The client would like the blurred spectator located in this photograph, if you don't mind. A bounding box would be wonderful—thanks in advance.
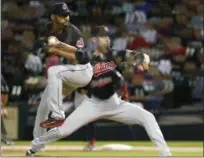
[112,31,128,51]
[122,0,134,13]
[76,0,89,16]
[127,32,152,50]
[25,53,43,74]
[128,68,174,111]
[139,22,157,44]
[134,0,154,14]
[157,59,172,75]
[1,74,15,145]
[29,1,46,18]
[22,30,36,48]
[184,0,201,16]
[112,0,123,15]
[124,0,156,32]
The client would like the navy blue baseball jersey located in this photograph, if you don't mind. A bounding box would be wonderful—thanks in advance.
[89,61,123,99]
[32,22,89,64]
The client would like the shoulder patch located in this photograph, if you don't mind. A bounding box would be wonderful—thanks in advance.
[76,38,85,48]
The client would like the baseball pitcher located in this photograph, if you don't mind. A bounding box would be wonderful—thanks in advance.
[26,26,171,157]
[32,2,93,140]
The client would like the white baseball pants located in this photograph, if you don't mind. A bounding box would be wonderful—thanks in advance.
[74,91,88,108]
[31,93,171,156]
[33,63,93,139]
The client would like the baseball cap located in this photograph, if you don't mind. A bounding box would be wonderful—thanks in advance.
[52,2,72,16]
[91,26,109,37]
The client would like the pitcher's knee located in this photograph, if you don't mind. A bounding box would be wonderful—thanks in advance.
[145,111,156,120]
[136,103,144,108]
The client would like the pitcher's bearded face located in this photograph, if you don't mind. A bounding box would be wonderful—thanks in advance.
[54,15,70,27]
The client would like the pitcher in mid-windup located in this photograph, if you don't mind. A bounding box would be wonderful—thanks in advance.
[31,2,92,140]
[27,26,171,157]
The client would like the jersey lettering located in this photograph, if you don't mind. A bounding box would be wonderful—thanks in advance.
[93,61,116,77]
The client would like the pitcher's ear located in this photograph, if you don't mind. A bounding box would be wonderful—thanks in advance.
[50,14,55,20]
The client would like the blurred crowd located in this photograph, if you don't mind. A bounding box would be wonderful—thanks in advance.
[1,0,204,113]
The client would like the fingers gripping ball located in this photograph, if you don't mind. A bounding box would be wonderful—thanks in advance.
[47,36,61,55]
[48,36,60,46]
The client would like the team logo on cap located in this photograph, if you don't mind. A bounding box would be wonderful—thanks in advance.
[104,26,108,32]
[62,3,68,10]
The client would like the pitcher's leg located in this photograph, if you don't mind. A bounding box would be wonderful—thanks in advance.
[47,64,92,120]
[30,99,101,152]
[33,86,50,139]
[1,116,7,135]
[47,66,65,119]
[107,101,171,156]
[41,64,92,129]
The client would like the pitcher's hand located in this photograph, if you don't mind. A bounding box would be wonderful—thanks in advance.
[47,36,60,47]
